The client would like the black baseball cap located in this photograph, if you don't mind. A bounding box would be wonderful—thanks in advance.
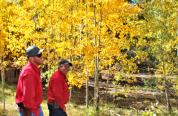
[26,46,45,57]
[59,59,72,66]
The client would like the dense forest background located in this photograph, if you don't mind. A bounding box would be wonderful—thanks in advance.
[0,0,178,115]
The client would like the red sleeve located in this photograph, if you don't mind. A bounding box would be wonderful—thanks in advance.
[52,75,65,109]
[22,73,40,116]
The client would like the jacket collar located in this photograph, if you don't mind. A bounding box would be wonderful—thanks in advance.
[58,69,66,79]
[28,61,40,73]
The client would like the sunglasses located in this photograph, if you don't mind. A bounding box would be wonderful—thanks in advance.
[34,53,42,58]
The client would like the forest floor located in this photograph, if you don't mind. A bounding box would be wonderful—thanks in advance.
[0,72,178,116]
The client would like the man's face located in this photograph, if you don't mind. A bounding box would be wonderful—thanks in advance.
[29,53,43,66]
[60,64,70,75]
[33,56,43,65]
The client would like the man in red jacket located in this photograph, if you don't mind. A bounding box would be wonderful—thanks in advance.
[15,46,45,116]
[47,59,72,116]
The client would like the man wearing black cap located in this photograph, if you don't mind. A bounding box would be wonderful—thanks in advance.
[15,46,45,116]
[47,59,72,116]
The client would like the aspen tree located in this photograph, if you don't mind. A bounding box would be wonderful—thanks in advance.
[85,3,89,108]
[92,0,100,111]
[0,1,10,112]
[0,37,5,112]
[134,0,178,115]
[69,3,74,101]
[1,56,5,112]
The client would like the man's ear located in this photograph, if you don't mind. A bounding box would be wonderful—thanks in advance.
[58,66,61,69]
[28,57,34,62]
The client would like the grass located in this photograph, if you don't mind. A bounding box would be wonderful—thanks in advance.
[1,81,178,116]
[0,81,139,116]
[0,81,115,116]
[0,82,19,116]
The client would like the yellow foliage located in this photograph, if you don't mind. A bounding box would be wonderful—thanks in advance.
[2,0,174,89]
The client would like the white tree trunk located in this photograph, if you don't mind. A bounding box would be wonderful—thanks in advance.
[1,56,5,112]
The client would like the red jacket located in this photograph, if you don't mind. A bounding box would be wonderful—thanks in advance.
[47,69,69,109]
[15,62,43,116]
